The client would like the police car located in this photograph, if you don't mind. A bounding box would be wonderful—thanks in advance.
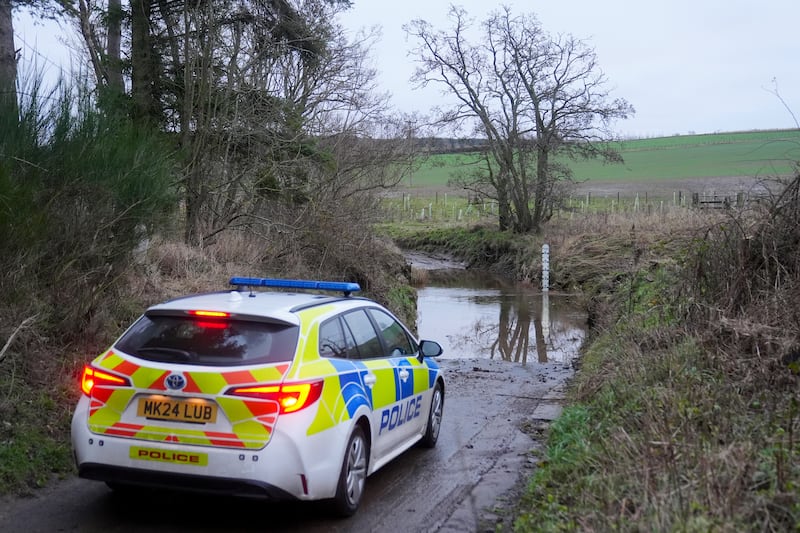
[71,277,444,516]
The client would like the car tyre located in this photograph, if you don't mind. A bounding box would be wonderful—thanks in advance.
[331,425,368,517]
[420,382,444,448]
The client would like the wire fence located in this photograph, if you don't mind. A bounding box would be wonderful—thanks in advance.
[380,190,760,225]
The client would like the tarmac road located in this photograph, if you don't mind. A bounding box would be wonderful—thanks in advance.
[0,357,572,533]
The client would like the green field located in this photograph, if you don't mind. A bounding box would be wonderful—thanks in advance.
[407,129,800,187]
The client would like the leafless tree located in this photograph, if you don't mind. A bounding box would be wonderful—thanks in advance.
[0,0,15,109]
[406,5,633,233]
[173,0,414,244]
[0,0,72,111]
[66,0,415,245]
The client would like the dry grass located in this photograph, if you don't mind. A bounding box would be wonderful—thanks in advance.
[545,205,717,237]
[0,192,417,496]
[517,175,800,532]
[126,233,267,304]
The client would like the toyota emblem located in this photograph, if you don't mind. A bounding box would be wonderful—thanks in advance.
[165,373,186,390]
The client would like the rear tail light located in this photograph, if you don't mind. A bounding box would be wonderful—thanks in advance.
[80,365,131,396]
[195,321,228,329]
[227,380,324,413]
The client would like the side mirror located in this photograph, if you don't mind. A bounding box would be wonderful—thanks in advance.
[418,340,443,359]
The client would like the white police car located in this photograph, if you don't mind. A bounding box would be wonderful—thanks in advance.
[71,277,444,516]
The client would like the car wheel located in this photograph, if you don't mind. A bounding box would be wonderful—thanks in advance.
[331,425,368,517]
[420,382,443,448]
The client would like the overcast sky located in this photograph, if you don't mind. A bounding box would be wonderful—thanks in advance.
[339,0,800,138]
[13,1,800,139]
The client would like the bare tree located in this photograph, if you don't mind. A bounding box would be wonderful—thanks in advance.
[1,1,74,115]
[64,0,413,245]
[169,0,412,244]
[0,0,15,109]
[406,5,633,233]
[1,0,62,111]
[74,0,124,96]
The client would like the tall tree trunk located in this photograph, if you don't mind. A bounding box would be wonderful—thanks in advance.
[77,0,107,87]
[513,151,533,233]
[496,170,512,232]
[0,0,17,113]
[531,146,548,234]
[130,0,157,122]
[106,0,123,92]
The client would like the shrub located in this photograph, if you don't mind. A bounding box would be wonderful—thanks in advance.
[0,76,176,337]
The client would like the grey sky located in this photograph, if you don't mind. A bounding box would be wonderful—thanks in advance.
[339,0,800,138]
[12,1,799,139]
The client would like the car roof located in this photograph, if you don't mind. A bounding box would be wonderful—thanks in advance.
[147,290,367,326]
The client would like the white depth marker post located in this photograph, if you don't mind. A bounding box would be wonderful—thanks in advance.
[542,243,551,343]
[541,243,550,292]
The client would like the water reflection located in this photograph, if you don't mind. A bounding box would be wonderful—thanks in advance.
[416,279,586,365]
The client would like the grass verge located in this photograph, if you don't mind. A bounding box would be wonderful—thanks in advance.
[513,179,800,531]
[387,179,800,531]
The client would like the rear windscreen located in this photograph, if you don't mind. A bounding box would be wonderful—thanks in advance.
[115,315,299,366]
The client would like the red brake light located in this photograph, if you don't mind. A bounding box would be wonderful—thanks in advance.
[195,321,228,329]
[188,310,230,318]
[228,381,324,413]
[80,365,131,396]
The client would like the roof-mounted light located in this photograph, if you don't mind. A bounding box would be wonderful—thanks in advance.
[229,277,361,296]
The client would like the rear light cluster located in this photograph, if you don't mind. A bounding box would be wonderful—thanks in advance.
[227,380,324,413]
[80,366,131,396]
[78,363,323,414]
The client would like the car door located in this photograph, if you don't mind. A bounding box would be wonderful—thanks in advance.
[366,308,432,444]
[338,309,399,456]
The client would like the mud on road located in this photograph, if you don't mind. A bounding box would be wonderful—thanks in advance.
[0,358,573,533]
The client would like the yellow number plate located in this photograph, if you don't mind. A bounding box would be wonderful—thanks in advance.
[130,446,208,466]
[137,396,218,423]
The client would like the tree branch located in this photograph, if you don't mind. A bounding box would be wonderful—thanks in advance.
[0,315,39,364]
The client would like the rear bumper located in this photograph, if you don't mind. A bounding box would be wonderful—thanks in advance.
[71,396,348,501]
[78,463,295,500]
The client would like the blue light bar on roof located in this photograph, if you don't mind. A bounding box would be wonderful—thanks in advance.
[229,277,361,294]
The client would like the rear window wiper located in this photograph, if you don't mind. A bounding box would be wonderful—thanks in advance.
[136,347,195,362]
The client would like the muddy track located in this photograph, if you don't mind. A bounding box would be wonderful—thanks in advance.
[0,358,572,533]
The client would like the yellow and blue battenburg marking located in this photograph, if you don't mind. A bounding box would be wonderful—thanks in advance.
[331,359,374,416]
[86,349,289,449]
[305,355,440,436]
[84,292,441,447]
[394,359,414,399]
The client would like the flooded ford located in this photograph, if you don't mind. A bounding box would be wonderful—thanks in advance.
[418,279,586,365]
